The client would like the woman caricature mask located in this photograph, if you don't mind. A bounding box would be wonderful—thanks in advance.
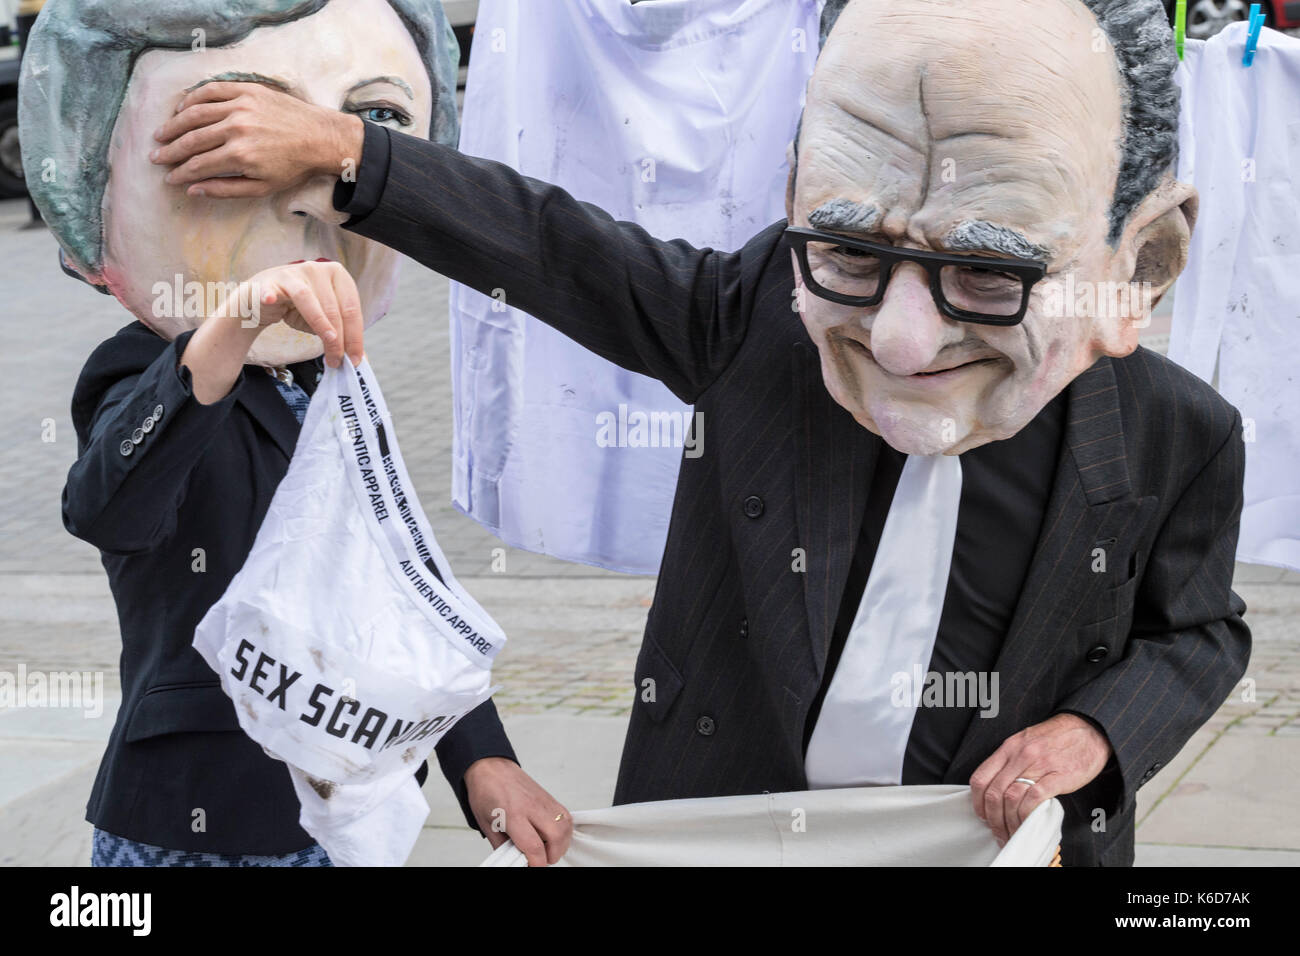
[27,0,440,366]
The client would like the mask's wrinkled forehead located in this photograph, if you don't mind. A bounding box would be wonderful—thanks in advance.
[797,0,1125,262]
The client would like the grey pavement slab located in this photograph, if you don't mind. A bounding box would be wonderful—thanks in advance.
[1136,844,1300,866]
[1135,736,1300,851]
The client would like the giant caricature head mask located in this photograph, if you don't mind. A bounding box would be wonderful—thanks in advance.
[788,0,1197,455]
[20,0,459,365]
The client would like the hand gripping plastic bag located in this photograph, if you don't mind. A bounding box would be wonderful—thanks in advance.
[194,357,505,866]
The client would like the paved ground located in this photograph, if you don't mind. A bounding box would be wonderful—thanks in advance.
[0,194,1296,867]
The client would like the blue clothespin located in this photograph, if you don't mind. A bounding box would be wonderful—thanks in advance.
[1243,3,1265,67]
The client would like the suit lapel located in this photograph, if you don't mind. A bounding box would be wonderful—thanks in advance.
[948,357,1154,775]
[237,365,303,462]
[792,343,878,679]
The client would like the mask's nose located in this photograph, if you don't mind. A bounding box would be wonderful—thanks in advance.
[865,262,960,377]
[276,175,351,226]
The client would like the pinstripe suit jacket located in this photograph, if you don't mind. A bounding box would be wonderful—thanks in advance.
[343,126,1251,866]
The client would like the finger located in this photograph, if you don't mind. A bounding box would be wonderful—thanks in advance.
[184,177,272,200]
[328,263,365,367]
[998,778,1038,843]
[151,123,230,168]
[987,760,1039,845]
[174,81,254,114]
[509,824,548,868]
[532,809,573,865]
[276,278,341,366]
[166,142,258,188]
[483,828,508,850]
[155,100,239,146]
[303,264,344,360]
[969,745,1011,822]
[1011,770,1060,833]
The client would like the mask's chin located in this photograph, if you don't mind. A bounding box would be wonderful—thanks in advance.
[246,324,327,366]
[859,400,971,456]
[131,305,329,366]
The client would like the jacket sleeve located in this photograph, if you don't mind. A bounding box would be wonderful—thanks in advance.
[1057,409,1251,812]
[338,124,772,405]
[432,699,519,835]
[63,329,248,554]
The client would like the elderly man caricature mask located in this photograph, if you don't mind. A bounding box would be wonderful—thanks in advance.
[789,0,1197,455]
[20,0,459,366]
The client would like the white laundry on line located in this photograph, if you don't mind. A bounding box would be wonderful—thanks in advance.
[449,0,823,574]
[1171,24,1300,571]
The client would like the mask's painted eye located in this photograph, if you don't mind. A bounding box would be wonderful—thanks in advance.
[353,105,412,127]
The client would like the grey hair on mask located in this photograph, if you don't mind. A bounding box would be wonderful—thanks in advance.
[19,0,460,276]
[805,0,1180,247]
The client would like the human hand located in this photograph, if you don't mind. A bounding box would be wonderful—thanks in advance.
[464,757,573,866]
[242,259,364,369]
[150,81,364,199]
[969,712,1112,846]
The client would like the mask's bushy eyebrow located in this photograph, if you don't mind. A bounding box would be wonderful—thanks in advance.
[808,199,881,234]
[945,220,1052,261]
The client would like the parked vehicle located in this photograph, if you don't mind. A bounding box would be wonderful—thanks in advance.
[0,50,22,199]
[444,0,478,79]
[1170,0,1300,39]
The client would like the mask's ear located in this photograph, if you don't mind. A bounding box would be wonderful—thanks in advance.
[1093,175,1197,357]
[58,248,111,295]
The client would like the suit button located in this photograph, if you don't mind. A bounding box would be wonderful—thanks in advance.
[1086,644,1109,663]
[695,716,716,736]
[131,427,144,445]
[119,439,134,457]
[141,416,155,433]
[739,617,748,639]
[153,403,164,420]
[742,496,764,518]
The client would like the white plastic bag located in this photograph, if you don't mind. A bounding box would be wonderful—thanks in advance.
[195,357,505,866]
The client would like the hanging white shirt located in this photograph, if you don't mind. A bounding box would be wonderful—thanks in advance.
[449,0,823,573]
[1170,24,1300,570]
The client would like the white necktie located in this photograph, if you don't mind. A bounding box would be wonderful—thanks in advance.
[804,453,964,788]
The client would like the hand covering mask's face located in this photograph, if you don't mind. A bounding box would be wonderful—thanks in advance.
[790,0,1195,455]
[99,0,432,365]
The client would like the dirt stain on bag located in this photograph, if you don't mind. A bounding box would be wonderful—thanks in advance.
[307,776,336,800]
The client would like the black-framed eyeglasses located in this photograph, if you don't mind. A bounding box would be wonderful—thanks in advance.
[785,226,1048,327]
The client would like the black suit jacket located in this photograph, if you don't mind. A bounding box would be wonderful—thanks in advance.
[340,126,1251,866]
[64,321,515,855]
